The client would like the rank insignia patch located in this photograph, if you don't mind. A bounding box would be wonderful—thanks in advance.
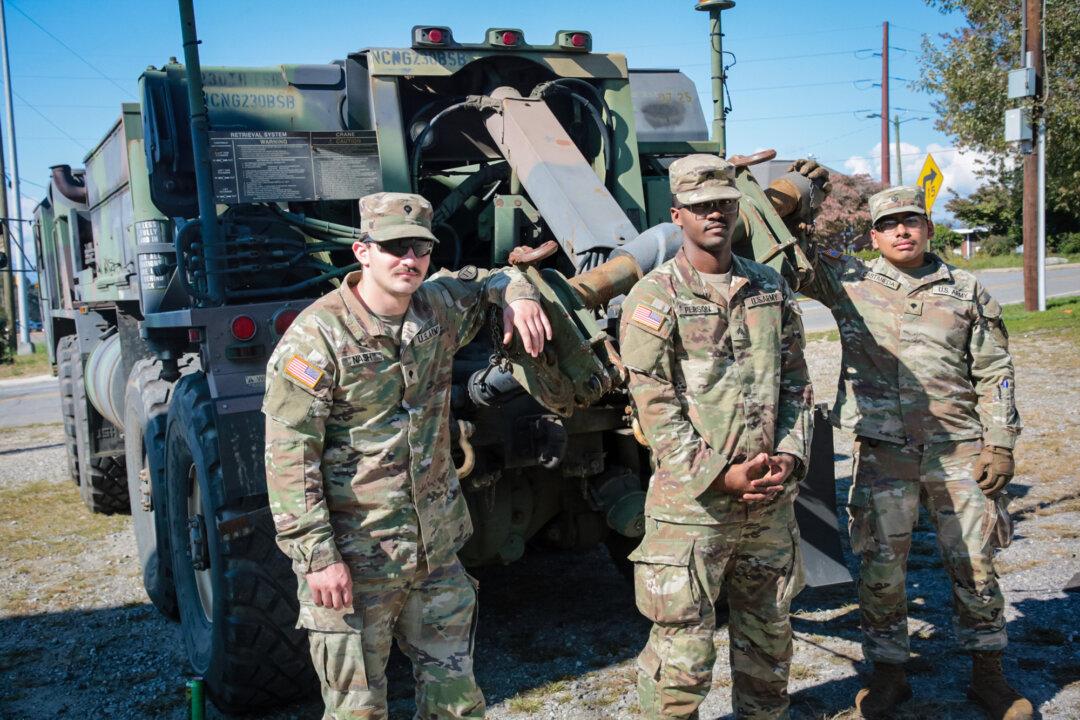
[285,355,324,389]
[631,304,666,332]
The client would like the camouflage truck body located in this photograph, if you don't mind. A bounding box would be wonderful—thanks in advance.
[32,12,844,712]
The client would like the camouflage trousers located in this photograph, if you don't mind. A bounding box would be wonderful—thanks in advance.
[300,557,484,720]
[847,437,1007,664]
[631,499,804,720]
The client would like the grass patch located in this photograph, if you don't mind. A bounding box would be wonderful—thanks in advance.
[0,479,127,561]
[0,343,51,380]
[1002,295,1080,338]
[507,678,571,715]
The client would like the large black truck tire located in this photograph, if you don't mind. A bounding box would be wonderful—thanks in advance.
[71,338,129,514]
[164,372,315,711]
[124,357,194,621]
[57,335,81,486]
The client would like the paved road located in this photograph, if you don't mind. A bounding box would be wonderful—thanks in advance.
[0,375,61,429]
[801,263,1080,334]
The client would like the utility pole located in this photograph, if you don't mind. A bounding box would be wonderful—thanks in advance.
[891,113,929,186]
[0,0,30,352]
[0,115,13,357]
[880,21,890,186]
[894,114,903,185]
[1021,0,1043,311]
[695,0,736,156]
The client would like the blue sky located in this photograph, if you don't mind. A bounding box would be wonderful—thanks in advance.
[4,0,990,232]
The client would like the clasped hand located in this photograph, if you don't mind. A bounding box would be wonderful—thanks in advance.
[719,452,797,503]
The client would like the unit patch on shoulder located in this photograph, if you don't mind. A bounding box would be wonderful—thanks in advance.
[865,272,902,291]
[631,303,666,332]
[458,265,478,281]
[746,291,783,307]
[676,301,720,316]
[931,284,974,301]
[415,323,442,344]
[343,350,384,367]
[284,354,325,390]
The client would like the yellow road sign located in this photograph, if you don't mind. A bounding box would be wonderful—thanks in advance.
[917,154,944,214]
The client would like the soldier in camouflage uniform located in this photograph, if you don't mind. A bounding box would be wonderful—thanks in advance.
[263,192,551,720]
[801,185,1031,720]
[620,154,814,720]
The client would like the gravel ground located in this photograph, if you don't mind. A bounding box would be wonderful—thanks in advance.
[1,331,1078,719]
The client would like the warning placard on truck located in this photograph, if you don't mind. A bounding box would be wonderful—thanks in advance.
[210,130,381,204]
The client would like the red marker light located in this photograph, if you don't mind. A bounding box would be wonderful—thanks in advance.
[231,315,257,342]
[571,32,587,48]
[273,309,300,336]
[427,28,444,44]
[501,31,517,46]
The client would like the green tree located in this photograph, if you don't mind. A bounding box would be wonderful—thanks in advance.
[918,0,1080,229]
[943,176,1020,239]
[931,224,963,255]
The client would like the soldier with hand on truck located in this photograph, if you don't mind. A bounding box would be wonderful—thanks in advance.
[263,191,551,720]
[798,183,1031,720]
[620,154,814,719]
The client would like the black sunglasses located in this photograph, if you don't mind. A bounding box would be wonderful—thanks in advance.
[367,238,434,258]
[874,214,925,232]
[678,198,740,217]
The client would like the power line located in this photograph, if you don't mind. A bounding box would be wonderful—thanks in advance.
[730,108,874,122]
[620,24,882,50]
[15,102,118,108]
[729,78,877,93]
[14,74,133,82]
[12,91,89,151]
[17,176,46,190]
[7,1,134,98]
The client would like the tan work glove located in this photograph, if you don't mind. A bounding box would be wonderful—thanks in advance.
[787,158,833,198]
[973,445,1014,497]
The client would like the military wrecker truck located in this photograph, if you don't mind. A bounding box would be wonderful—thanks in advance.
[33,0,845,710]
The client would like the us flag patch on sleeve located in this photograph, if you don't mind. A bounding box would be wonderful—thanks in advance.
[285,354,324,389]
[631,304,666,332]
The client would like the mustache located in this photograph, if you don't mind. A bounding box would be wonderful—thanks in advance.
[704,221,726,232]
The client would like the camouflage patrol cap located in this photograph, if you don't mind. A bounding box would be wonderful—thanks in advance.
[868,185,927,224]
[358,192,438,242]
[669,154,742,205]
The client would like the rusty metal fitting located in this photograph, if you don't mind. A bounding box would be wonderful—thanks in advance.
[567,254,642,309]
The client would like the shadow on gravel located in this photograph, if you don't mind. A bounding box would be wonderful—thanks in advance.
[397,543,648,712]
[1009,594,1080,712]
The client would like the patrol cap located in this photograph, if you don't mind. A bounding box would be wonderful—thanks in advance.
[668,154,742,205]
[358,192,438,243]
[868,185,927,224]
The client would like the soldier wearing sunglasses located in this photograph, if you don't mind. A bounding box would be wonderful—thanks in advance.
[801,185,1029,719]
[263,191,551,719]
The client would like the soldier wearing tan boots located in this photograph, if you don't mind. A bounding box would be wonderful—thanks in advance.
[801,184,1031,720]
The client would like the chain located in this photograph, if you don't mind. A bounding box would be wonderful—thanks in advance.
[488,305,512,372]
[804,178,817,240]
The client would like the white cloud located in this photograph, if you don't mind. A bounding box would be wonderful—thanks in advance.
[842,142,1000,224]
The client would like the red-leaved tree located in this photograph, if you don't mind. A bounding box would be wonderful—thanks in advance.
[814,173,885,249]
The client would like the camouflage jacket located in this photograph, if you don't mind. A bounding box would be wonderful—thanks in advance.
[619,249,814,524]
[263,267,539,579]
[804,250,1021,448]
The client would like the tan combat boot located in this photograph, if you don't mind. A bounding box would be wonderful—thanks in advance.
[855,662,912,719]
[968,651,1033,720]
